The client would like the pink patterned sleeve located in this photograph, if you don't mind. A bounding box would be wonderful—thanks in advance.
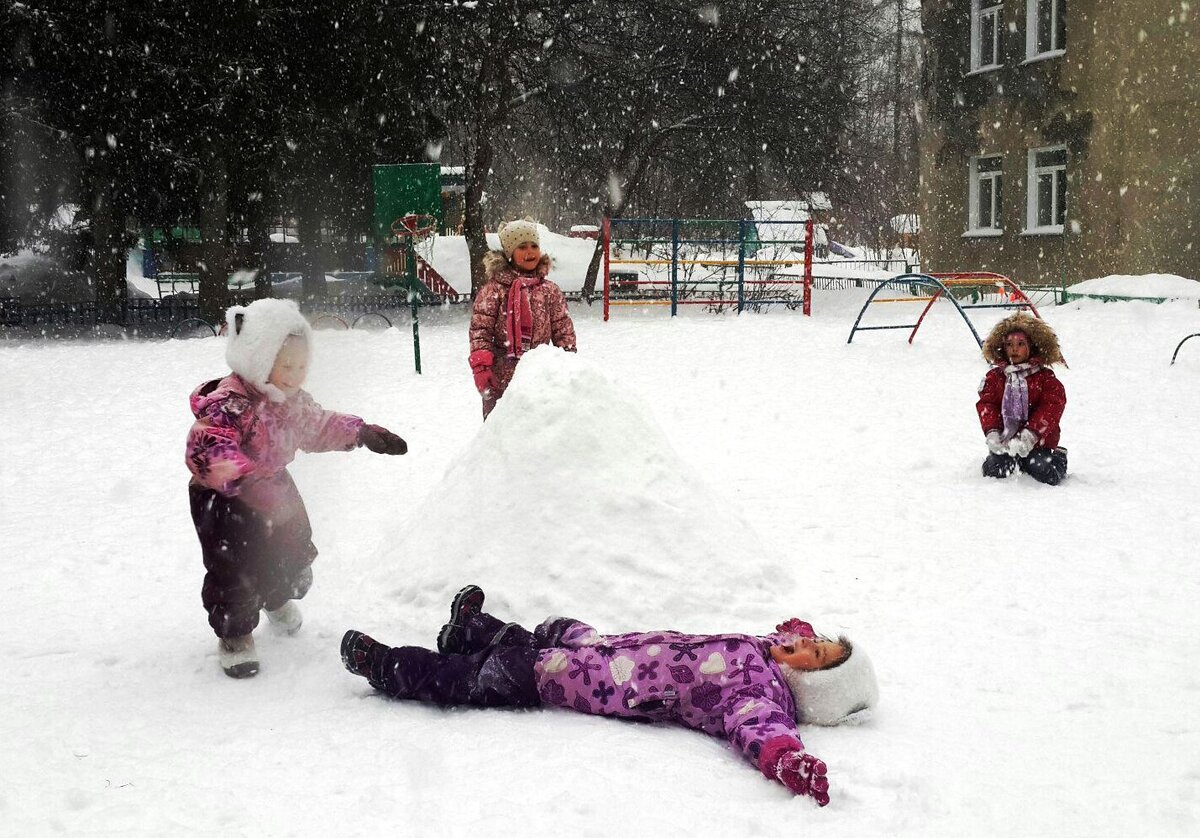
[293,392,364,453]
[186,402,257,495]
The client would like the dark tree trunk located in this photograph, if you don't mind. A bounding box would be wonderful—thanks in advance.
[197,148,230,324]
[297,194,326,301]
[87,154,128,323]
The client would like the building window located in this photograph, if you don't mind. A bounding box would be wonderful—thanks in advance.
[968,155,1004,233]
[1026,0,1065,59]
[1026,146,1067,233]
[971,1,1004,71]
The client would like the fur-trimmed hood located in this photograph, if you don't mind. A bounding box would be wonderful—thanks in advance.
[224,298,312,402]
[982,312,1064,366]
[482,250,552,285]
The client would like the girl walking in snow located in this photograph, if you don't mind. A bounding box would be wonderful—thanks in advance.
[340,585,878,807]
[186,298,408,678]
[976,312,1068,485]
[468,219,576,419]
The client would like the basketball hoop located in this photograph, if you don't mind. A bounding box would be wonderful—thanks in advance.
[385,213,439,280]
[390,213,438,241]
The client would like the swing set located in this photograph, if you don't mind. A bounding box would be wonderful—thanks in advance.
[846,272,1042,347]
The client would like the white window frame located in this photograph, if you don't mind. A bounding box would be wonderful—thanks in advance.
[1025,0,1065,61]
[966,154,1004,236]
[1024,145,1067,235]
[971,1,1005,72]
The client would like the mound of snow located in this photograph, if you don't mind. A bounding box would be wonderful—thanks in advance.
[427,226,598,294]
[363,346,792,631]
[1070,273,1200,299]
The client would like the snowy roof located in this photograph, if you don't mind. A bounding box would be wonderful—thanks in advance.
[745,195,832,222]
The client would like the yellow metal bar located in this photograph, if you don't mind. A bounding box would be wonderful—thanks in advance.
[610,258,807,267]
[874,296,937,303]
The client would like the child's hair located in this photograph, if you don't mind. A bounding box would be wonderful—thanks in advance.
[819,636,853,671]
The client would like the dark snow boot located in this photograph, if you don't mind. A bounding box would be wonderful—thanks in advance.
[341,630,390,689]
[1019,447,1068,485]
[219,634,259,679]
[437,585,487,654]
[982,452,1017,478]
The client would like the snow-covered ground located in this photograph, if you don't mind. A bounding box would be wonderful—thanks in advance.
[2,289,1199,835]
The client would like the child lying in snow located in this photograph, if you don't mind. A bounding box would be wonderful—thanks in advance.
[340,585,878,806]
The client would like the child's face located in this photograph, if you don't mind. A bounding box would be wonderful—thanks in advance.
[770,637,847,672]
[268,336,309,397]
[511,241,541,271]
[1004,332,1031,364]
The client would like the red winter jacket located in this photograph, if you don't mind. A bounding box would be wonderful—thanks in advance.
[976,364,1066,449]
[468,251,577,399]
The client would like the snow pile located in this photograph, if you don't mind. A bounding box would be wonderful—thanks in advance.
[1070,273,1200,299]
[427,226,598,294]
[360,345,791,631]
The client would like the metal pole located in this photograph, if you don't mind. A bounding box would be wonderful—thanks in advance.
[602,216,611,322]
[670,219,680,317]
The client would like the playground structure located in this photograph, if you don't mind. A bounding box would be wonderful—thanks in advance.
[601,216,915,321]
[1171,333,1200,365]
[846,272,1042,348]
[602,216,817,320]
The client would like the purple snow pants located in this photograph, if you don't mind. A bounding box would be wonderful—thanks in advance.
[372,613,575,707]
[189,481,317,638]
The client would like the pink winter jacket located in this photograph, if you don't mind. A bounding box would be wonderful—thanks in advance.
[186,374,364,518]
[468,251,576,398]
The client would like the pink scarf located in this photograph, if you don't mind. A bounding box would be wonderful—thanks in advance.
[505,275,541,359]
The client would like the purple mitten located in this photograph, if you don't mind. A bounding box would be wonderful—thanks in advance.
[775,750,831,807]
[359,424,408,455]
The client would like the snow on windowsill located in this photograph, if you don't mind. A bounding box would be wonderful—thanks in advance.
[962,228,1004,238]
[1021,49,1066,66]
[966,64,1003,77]
[1020,226,1065,236]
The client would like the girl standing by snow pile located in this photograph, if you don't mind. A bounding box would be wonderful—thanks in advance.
[976,312,1068,485]
[468,219,576,419]
[186,298,408,678]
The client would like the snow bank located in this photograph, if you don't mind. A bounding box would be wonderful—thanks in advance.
[428,226,598,293]
[361,346,790,631]
[1070,273,1200,299]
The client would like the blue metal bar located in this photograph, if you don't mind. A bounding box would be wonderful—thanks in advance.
[847,272,984,348]
[1171,333,1200,365]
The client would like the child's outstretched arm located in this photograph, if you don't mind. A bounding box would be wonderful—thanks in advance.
[292,392,366,453]
[724,694,831,806]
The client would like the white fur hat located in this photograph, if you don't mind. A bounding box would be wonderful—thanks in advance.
[224,298,312,403]
[498,218,540,258]
[783,642,879,726]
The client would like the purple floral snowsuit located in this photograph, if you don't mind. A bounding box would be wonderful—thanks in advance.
[371,613,814,783]
[533,619,809,779]
[185,374,363,638]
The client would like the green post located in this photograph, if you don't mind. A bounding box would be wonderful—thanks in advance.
[409,288,422,374]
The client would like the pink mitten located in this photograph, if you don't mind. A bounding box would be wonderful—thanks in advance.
[468,349,495,395]
[775,750,830,807]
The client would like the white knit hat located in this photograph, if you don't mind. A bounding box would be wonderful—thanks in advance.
[498,218,540,258]
[783,642,879,726]
[224,298,312,403]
